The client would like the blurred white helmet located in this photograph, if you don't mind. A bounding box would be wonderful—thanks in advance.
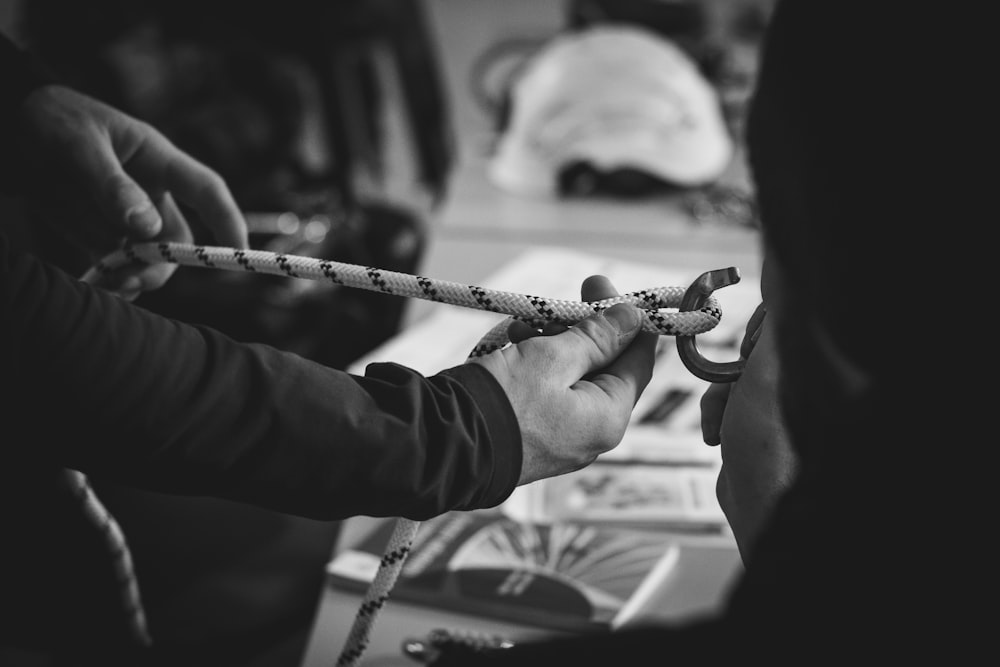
[488,25,733,197]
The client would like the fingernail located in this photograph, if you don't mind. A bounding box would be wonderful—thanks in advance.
[127,201,161,237]
[603,303,641,336]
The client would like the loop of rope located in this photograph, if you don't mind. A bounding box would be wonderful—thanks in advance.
[75,241,725,665]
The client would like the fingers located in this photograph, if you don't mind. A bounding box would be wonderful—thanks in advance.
[697,301,764,440]
[474,275,659,485]
[68,131,164,241]
[93,193,188,298]
[508,319,567,343]
[61,90,246,252]
[579,274,658,405]
[100,106,248,249]
[700,301,765,444]
[155,141,249,249]
[576,274,632,360]
[30,87,162,241]
[506,272,657,399]
[507,274,656,402]
[131,192,187,291]
[740,302,767,360]
[586,323,658,410]
[555,302,644,377]
[507,320,538,343]
[580,274,618,301]
[702,302,765,447]
[507,273,656,412]
[510,274,636,344]
[700,382,730,445]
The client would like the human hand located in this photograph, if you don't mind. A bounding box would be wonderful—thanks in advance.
[700,266,798,558]
[15,85,248,299]
[472,276,658,486]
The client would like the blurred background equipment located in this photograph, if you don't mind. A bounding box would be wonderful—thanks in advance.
[466,0,771,227]
[486,23,733,198]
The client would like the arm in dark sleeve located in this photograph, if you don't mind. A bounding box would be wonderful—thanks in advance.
[0,31,57,194]
[0,233,522,520]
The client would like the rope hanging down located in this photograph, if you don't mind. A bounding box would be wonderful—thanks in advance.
[78,241,727,666]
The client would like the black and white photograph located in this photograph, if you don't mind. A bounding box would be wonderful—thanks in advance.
[1,1,981,665]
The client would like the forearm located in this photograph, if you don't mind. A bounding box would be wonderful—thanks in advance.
[1,234,521,519]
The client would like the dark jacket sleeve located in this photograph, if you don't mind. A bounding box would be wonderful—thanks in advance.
[0,31,57,194]
[0,231,522,520]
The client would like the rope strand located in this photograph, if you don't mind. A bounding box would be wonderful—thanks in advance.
[62,469,151,647]
[82,243,723,351]
[76,241,725,664]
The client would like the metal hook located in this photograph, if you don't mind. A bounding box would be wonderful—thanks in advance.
[676,267,745,383]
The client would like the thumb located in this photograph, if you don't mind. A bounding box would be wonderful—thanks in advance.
[601,302,644,344]
[71,137,163,240]
[560,302,644,378]
[106,172,162,240]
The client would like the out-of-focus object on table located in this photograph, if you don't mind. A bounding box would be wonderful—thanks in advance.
[486,24,733,198]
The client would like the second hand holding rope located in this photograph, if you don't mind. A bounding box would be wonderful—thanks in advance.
[80,241,730,666]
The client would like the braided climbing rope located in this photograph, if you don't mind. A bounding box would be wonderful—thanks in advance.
[77,241,724,665]
[62,468,151,646]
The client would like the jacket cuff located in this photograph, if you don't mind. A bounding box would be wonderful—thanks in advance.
[441,363,522,507]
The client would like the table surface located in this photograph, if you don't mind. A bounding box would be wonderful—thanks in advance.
[300,154,761,667]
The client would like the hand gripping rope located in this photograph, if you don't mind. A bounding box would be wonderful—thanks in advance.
[77,242,743,664]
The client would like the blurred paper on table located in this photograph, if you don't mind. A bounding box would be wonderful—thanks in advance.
[326,510,682,632]
[515,462,726,533]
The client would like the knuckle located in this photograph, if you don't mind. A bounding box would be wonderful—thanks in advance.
[102,172,135,200]
[572,315,615,351]
[199,169,226,193]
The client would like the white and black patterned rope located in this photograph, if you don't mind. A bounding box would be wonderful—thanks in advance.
[83,243,723,350]
[334,519,419,667]
[77,241,725,665]
[62,469,151,647]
